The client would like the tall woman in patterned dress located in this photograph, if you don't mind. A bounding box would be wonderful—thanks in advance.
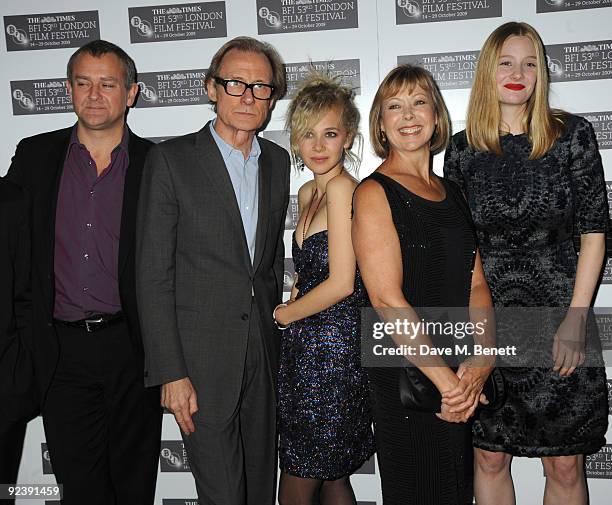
[273,73,374,505]
[444,22,609,505]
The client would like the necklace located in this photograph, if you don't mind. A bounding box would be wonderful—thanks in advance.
[302,189,325,244]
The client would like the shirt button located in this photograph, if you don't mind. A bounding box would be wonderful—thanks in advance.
[89,190,94,196]
[241,313,249,321]
[83,286,88,292]
[86,223,92,228]
[83,253,89,260]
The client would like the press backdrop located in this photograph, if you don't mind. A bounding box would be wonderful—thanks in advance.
[1,1,611,503]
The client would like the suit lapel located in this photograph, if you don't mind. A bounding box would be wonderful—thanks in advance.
[195,123,252,272]
[253,142,271,273]
[38,129,71,313]
[118,131,144,279]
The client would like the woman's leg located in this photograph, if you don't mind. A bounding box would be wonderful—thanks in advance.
[278,471,323,505]
[474,448,514,505]
[541,455,586,505]
[320,476,357,505]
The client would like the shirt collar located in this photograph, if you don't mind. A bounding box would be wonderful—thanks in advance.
[68,123,130,155]
[210,119,261,160]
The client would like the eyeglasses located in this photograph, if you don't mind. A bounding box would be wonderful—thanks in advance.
[213,77,275,100]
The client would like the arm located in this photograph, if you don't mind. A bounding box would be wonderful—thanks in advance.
[13,188,32,348]
[274,154,291,302]
[288,274,299,302]
[443,250,495,414]
[275,176,358,324]
[6,140,26,187]
[553,117,608,376]
[352,179,470,422]
[135,146,196,434]
[5,141,32,348]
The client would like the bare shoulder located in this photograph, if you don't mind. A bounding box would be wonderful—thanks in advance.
[297,179,315,207]
[352,176,386,207]
[325,172,358,199]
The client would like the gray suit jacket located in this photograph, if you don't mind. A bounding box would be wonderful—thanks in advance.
[136,122,290,423]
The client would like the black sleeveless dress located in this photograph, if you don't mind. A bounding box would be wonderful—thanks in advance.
[364,172,476,505]
[444,115,608,456]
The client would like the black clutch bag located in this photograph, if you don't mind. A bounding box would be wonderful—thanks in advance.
[399,366,505,413]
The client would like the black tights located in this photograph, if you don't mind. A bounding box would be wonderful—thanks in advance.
[278,471,357,505]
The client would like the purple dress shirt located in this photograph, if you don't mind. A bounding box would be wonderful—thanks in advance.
[53,125,129,321]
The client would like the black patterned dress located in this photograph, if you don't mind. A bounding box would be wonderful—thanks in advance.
[277,230,375,479]
[444,114,609,456]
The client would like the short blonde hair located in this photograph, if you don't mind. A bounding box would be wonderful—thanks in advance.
[369,64,450,158]
[285,69,361,172]
[466,21,565,159]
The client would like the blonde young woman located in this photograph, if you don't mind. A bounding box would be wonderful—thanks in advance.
[352,64,493,504]
[444,22,608,505]
[273,73,374,505]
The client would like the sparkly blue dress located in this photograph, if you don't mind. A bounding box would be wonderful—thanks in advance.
[277,230,375,479]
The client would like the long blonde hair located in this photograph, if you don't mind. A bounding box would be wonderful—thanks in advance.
[466,21,565,159]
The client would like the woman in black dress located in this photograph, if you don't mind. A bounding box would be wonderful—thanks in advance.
[444,22,608,505]
[352,64,493,504]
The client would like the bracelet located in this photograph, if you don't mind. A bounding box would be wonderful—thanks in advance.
[273,303,289,330]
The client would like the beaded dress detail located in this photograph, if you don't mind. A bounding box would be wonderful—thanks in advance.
[277,230,375,479]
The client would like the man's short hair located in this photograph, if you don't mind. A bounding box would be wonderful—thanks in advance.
[67,40,137,90]
[205,36,286,105]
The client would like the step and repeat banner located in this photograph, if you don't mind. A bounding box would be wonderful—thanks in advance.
[1,1,611,504]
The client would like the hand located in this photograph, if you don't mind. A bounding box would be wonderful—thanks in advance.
[161,377,198,435]
[442,360,492,415]
[273,303,290,328]
[553,311,586,377]
[436,400,472,423]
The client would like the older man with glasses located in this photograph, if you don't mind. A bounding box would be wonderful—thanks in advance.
[136,36,289,505]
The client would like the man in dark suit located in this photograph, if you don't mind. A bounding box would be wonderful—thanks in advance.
[0,178,36,505]
[136,37,289,504]
[6,40,162,505]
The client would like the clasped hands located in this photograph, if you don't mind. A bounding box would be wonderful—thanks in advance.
[437,358,493,424]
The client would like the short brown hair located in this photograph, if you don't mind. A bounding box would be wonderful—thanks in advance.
[285,69,361,172]
[67,39,136,90]
[205,36,286,107]
[369,64,450,158]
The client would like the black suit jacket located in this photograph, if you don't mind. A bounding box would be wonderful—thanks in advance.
[6,126,153,404]
[0,178,37,421]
